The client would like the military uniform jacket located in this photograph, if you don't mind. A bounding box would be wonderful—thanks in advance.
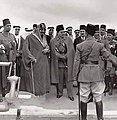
[100,36,112,69]
[73,36,117,82]
[0,32,16,62]
[50,36,75,83]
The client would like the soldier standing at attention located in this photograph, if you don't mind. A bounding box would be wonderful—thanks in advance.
[0,19,16,97]
[73,24,117,120]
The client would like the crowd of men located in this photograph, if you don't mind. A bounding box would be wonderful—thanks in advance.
[1,18,117,120]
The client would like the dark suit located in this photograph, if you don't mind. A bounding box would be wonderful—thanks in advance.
[46,35,51,45]
[15,36,25,77]
[74,36,85,51]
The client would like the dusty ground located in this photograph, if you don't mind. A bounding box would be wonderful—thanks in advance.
[0,85,117,120]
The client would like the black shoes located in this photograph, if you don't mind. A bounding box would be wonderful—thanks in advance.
[68,96,74,101]
[56,94,63,98]
[57,95,74,101]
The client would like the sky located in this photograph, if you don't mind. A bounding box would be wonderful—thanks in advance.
[1,0,117,34]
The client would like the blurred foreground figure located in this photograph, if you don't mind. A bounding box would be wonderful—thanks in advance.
[22,23,50,96]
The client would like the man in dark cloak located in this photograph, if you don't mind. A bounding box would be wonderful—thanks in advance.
[50,24,75,101]
[22,24,50,96]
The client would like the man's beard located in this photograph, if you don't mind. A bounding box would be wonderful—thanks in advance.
[6,29,10,32]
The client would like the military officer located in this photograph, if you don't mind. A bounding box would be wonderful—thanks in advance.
[66,26,73,39]
[107,29,116,95]
[50,24,75,101]
[73,25,86,51]
[99,24,112,93]
[94,25,100,41]
[73,24,117,120]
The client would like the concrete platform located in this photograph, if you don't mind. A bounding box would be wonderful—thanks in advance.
[0,86,117,120]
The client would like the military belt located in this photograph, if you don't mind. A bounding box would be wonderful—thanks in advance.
[81,60,98,65]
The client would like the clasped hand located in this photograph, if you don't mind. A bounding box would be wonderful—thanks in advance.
[42,48,50,54]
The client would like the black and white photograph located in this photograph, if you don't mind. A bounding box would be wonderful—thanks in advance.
[0,0,117,120]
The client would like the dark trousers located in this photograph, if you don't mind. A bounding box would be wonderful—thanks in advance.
[57,67,73,97]
[16,57,22,77]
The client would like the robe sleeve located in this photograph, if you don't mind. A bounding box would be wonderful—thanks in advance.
[101,44,117,67]
[73,45,81,81]
[22,36,36,70]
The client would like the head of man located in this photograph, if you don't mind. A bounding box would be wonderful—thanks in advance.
[33,24,37,32]
[56,24,64,38]
[38,23,46,35]
[79,25,86,37]
[100,24,106,36]
[66,26,73,36]
[94,25,100,39]
[48,27,54,36]
[107,29,115,42]
[13,25,21,36]
[86,24,96,37]
[3,19,11,32]
[74,29,80,38]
